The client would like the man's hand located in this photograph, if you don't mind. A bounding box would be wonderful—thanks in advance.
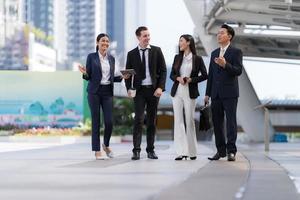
[214,57,226,68]
[204,95,210,106]
[127,91,131,98]
[127,90,134,98]
[154,88,163,97]
[122,74,131,80]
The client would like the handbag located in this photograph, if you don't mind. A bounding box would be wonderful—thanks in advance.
[199,105,212,131]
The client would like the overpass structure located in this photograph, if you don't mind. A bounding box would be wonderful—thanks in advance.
[183,0,300,142]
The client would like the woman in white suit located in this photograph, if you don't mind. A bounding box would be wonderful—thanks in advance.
[170,34,208,160]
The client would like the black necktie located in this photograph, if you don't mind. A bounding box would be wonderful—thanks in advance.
[141,49,147,80]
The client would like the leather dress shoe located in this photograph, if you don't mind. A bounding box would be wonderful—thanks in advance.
[227,153,236,161]
[147,152,158,159]
[208,152,226,161]
[131,152,140,160]
[190,156,197,160]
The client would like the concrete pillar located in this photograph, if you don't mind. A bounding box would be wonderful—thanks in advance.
[238,67,274,142]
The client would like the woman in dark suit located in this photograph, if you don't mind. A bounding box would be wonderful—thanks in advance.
[170,34,208,161]
[78,33,129,160]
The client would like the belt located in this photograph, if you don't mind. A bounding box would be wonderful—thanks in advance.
[99,84,111,88]
[141,85,153,88]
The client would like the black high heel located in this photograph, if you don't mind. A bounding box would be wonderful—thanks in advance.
[175,156,188,161]
[190,156,197,160]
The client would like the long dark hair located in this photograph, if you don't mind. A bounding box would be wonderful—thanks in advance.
[96,33,109,52]
[173,34,196,70]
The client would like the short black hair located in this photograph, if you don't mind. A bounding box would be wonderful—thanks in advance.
[221,24,235,41]
[135,26,148,37]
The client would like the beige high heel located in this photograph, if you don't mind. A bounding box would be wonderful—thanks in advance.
[95,151,108,160]
[102,144,114,158]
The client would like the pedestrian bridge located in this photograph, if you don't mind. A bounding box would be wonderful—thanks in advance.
[181,0,300,141]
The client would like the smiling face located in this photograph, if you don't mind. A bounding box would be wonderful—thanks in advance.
[137,30,150,48]
[217,28,232,46]
[179,37,190,52]
[97,36,110,54]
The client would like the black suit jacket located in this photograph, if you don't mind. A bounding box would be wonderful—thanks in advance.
[83,52,122,94]
[170,54,208,99]
[205,45,243,99]
[125,45,167,91]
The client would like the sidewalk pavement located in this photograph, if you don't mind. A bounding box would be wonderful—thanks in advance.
[0,136,299,200]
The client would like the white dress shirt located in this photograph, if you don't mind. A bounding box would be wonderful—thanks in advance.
[219,42,230,57]
[98,51,111,85]
[180,52,193,78]
[177,52,193,94]
[138,45,152,85]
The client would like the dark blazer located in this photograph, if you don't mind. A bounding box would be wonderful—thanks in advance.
[170,54,208,99]
[205,45,243,99]
[125,45,167,91]
[83,52,122,94]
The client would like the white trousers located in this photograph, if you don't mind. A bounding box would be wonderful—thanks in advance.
[172,85,197,157]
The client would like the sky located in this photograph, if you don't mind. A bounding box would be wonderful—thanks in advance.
[145,0,194,66]
[145,0,300,100]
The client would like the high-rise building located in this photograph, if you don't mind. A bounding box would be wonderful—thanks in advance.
[0,0,107,70]
[0,0,27,70]
[124,0,146,52]
[106,0,125,64]
[53,0,68,70]
[67,0,106,66]
[0,0,23,47]
[23,0,53,37]
[0,0,57,71]
[23,0,54,45]
[106,0,146,67]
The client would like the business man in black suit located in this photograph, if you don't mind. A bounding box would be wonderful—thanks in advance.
[204,24,243,162]
[125,26,167,160]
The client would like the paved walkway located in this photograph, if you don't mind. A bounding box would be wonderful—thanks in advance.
[0,137,299,200]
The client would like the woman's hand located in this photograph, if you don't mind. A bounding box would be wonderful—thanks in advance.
[186,77,192,83]
[78,63,86,74]
[176,77,185,85]
[204,96,210,106]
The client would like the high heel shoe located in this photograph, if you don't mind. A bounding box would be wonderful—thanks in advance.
[190,156,197,160]
[102,144,114,158]
[95,151,108,160]
[175,156,188,161]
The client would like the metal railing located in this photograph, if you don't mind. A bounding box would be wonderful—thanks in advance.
[254,100,272,152]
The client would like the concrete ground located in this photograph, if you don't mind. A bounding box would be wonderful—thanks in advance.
[0,136,299,200]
